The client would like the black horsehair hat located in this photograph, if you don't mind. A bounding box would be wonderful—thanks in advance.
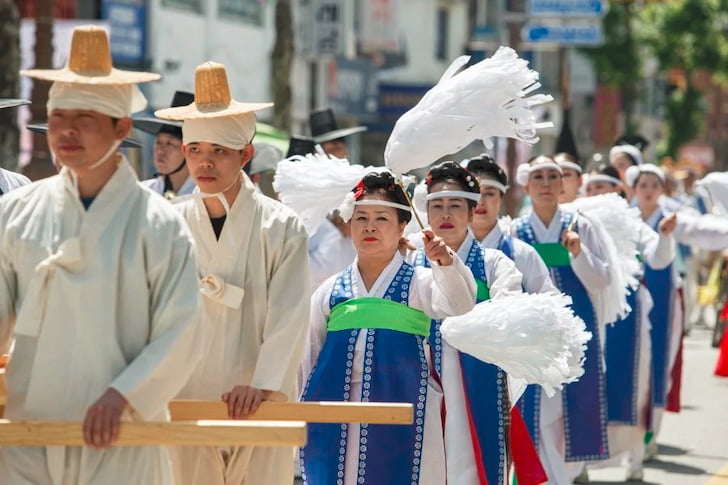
[286,135,316,158]
[26,123,142,149]
[0,99,30,109]
[132,91,194,136]
[309,108,366,144]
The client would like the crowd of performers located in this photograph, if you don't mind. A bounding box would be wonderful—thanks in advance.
[1,26,728,485]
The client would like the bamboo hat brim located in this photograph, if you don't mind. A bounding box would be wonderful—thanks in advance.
[155,62,272,121]
[20,26,159,85]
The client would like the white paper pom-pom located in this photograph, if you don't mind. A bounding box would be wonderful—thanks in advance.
[440,292,591,397]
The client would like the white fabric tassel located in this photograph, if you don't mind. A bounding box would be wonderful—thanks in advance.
[569,193,643,324]
[384,46,553,175]
[273,153,377,235]
[440,293,591,397]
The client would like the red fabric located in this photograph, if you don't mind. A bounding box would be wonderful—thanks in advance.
[720,300,728,322]
[666,288,684,412]
[510,407,548,485]
[715,318,728,377]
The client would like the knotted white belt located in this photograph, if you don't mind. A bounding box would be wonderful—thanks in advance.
[199,274,244,309]
[14,238,83,337]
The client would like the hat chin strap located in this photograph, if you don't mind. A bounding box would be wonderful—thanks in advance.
[55,138,123,194]
[172,170,242,215]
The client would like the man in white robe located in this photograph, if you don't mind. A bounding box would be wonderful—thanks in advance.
[0,26,202,484]
[156,61,311,485]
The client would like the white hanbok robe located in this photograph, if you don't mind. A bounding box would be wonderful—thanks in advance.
[0,167,30,194]
[479,221,557,294]
[0,159,202,485]
[512,208,612,485]
[141,174,196,196]
[172,173,311,485]
[308,218,356,289]
[301,252,477,485]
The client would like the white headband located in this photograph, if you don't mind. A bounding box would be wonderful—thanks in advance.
[426,190,482,203]
[609,144,644,166]
[338,193,412,222]
[183,112,256,150]
[587,174,622,186]
[516,161,562,186]
[478,179,508,194]
[624,163,664,188]
[557,160,582,173]
[47,82,147,118]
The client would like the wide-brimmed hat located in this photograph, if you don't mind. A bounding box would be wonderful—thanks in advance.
[132,91,193,136]
[310,108,366,144]
[286,136,316,158]
[21,26,159,85]
[155,62,272,120]
[0,99,30,109]
[26,123,143,148]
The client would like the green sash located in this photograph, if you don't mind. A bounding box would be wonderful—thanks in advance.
[533,242,571,267]
[476,278,490,301]
[327,297,430,337]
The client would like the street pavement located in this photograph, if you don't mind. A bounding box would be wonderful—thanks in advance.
[589,327,728,485]
[295,327,728,485]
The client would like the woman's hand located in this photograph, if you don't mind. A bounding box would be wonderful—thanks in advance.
[659,213,677,236]
[423,228,453,266]
[561,230,581,257]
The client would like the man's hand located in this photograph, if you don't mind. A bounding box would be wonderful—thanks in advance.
[561,230,581,257]
[83,388,128,449]
[423,228,453,266]
[222,386,272,419]
[659,213,678,236]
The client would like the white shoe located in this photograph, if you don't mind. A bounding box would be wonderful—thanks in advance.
[626,469,644,482]
[644,439,658,461]
[573,469,590,483]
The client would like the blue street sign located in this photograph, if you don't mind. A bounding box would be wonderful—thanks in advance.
[528,0,607,18]
[101,0,147,66]
[522,21,604,46]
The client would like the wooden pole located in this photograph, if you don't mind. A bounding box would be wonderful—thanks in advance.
[169,400,414,425]
[0,419,307,447]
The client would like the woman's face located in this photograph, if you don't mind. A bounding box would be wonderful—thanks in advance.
[350,194,406,258]
[525,167,563,208]
[610,153,636,179]
[586,179,618,197]
[633,173,664,208]
[559,168,582,202]
[426,181,473,247]
[473,178,502,230]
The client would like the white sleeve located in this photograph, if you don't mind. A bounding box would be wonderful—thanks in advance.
[298,278,333,396]
[485,249,524,298]
[673,212,728,250]
[0,205,16,354]
[570,217,611,290]
[639,223,675,270]
[413,251,477,319]
[513,242,558,294]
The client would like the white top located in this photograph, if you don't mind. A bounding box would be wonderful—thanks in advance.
[308,218,356,290]
[480,221,557,294]
[141,175,196,196]
[0,167,30,194]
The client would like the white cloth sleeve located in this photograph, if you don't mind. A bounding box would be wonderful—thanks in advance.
[569,217,611,290]
[514,242,559,294]
[639,223,675,270]
[673,213,728,251]
[413,251,477,319]
[298,278,333,396]
[485,248,524,298]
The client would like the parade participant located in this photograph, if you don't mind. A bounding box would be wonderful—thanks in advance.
[467,154,556,294]
[584,162,676,480]
[133,91,196,198]
[412,161,525,485]
[247,142,283,197]
[0,99,31,194]
[156,61,310,485]
[512,156,612,485]
[309,107,366,159]
[554,152,583,204]
[1,26,201,483]
[299,171,476,485]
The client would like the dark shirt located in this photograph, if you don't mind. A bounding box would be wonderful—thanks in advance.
[80,196,95,210]
[210,215,226,240]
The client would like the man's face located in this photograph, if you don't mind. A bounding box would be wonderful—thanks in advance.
[184,141,253,194]
[321,139,348,159]
[47,109,129,170]
[153,133,185,175]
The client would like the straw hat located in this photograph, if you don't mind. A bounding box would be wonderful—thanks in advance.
[26,123,143,148]
[0,99,30,109]
[155,62,272,120]
[21,26,159,84]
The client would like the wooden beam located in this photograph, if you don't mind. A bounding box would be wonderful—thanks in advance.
[0,419,306,447]
[169,400,414,425]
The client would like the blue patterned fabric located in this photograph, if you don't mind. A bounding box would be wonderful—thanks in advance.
[300,262,429,485]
